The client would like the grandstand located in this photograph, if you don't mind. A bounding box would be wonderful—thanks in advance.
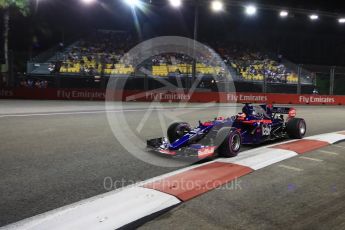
[25,30,314,92]
[229,54,299,83]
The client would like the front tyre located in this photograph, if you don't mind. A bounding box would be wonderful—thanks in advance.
[217,128,242,158]
[167,122,192,143]
[286,118,307,139]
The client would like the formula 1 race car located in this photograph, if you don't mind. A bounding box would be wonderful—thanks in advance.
[147,104,306,160]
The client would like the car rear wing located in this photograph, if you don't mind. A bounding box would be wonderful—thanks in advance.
[272,106,296,118]
[271,107,292,114]
[258,104,296,117]
[259,104,292,114]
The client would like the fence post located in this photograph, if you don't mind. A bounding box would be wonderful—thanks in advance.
[312,72,317,86]
[144,74,148,91]
[297,65,302,94]
[9,50,14,87]
[262,73,267,93]
[329,66,335,95]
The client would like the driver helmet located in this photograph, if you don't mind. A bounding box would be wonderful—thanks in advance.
[242,105,256,116]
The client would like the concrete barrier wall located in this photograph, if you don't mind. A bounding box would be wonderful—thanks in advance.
[0,88,344,105]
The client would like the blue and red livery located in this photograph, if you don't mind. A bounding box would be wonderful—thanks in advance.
[147,104,307,160]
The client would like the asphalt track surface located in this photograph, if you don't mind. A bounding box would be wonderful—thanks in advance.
[140,143,345,230]
[0,100,345,227]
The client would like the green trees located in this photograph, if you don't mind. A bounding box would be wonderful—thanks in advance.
[0,0,29,81]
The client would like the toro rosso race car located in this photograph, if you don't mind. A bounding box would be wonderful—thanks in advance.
[147,104,307,160]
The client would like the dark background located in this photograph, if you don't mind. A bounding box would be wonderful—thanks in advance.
[1,0,345,70]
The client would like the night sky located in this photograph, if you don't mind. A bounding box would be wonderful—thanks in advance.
[2,0,345,65]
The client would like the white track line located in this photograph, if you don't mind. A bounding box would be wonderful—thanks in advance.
[0,110,113,118]
[332,145,345,150]
[299,156,324,162]
[278,164,304,172]
[305,133,345,144]
[317,150,339,156]
[217,148,298,170]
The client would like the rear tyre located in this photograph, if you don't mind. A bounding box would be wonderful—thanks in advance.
[286,118,306,139]
[216,127,241,158]
[167,122,191,143]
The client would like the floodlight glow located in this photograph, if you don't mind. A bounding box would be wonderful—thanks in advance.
[338,18,345,24]
[280,10,288,18]
[124,0,140,7]
[81,0,96,4]
[169,0,182,8]
[310,14,319,20]
[211,0,224,12]
[245,5,257,16]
